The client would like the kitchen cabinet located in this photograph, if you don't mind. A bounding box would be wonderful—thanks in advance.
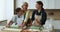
[16,0,60,9]
[47,0,55,9]
[55,0,60,9]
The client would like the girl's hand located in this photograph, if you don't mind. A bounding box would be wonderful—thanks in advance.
[22,22,26,27]
[6,24,10,28]
[18,25,22,29]
[19,22,26,29]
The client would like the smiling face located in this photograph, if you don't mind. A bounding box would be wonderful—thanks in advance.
[22,2,28,12]
[36,1,43,10]
[16,8,22,17]
[17,10,22,16]
[22,3,28,10]
[36,3,41,10]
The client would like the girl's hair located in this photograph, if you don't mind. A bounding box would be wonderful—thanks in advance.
[15,8,21,12]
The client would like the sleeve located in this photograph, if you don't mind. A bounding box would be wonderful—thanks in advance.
[31,10,35,21]
[11,15,16,23]
[41,12,47,25]
[24,10,30,22]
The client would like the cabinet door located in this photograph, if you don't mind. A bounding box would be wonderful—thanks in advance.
[55,0,60,9]
[42,0,48,9]
[16,0,49,9]
[48,0,55,9]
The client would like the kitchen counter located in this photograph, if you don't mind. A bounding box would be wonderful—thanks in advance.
[0,26,53,32]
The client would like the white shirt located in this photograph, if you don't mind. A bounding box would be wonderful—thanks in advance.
[12,14,24,26]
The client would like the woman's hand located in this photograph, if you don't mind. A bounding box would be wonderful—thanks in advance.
[36,19,41,24]
[34,19,41,25]
[27,21,32,26]
[18,25,22,29]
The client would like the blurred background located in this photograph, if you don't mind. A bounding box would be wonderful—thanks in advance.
[0,0,60,32]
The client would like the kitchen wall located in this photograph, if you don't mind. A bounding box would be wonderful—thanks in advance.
[0,0,14,22]
[0,0,7,20]
[0,0,14,23]
[5,0,14,23]
[46,9,60,20]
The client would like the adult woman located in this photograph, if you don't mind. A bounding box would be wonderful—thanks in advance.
[31,1,47,30]
[31,1,47,26]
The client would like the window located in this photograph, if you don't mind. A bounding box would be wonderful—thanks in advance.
[0,0,6,20]
[0,0,14,21]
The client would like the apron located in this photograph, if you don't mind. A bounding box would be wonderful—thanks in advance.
[26,13,43,31]
[33,14,41,26]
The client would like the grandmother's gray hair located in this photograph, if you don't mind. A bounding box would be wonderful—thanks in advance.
[22,2,28,7]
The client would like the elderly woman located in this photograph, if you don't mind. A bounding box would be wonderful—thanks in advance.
[20,2,32,29]
[20,2,32,32]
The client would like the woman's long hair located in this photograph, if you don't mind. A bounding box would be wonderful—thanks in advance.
[41,8,45,12]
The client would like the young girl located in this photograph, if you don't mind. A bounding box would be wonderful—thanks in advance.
[6,8,24,28]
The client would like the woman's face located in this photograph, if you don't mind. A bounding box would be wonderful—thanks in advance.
[22,3,28,11]
[36,3,41,10]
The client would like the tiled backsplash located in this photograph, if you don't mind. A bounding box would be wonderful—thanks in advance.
[45,9,60,20]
